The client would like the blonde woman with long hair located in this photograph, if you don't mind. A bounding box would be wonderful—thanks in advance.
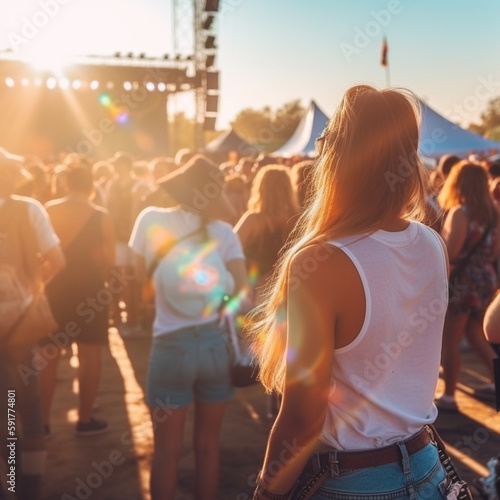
[251,86,452,500]
[235,165,298,304]
[435,162,498,411]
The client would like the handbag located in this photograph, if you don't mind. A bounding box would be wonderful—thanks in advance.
[0,280,58,348]
[427,425,473,500]
[225,315,259,388]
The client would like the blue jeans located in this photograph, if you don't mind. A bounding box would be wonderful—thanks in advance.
[297,442,448,500]
[146,320,235,408]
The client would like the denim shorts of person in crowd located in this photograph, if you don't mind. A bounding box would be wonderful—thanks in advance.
[296,442,449,500]
[146,320,235,408]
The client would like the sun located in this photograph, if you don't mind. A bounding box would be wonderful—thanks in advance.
[21,45,73,76]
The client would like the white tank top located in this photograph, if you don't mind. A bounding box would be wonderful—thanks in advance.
[320,222,448,450]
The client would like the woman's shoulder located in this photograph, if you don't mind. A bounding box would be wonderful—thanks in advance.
[289,242,352,281]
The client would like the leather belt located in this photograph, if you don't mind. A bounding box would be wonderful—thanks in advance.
[314,426,431,471]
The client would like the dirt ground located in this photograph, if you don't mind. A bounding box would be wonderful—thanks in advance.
[15,328,500,499]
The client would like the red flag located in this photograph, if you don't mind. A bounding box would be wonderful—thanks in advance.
[381,37,388,67]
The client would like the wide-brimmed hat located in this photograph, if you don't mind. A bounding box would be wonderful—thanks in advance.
[159,154,236,222]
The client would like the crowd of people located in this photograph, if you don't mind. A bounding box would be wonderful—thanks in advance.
[1,84,500,499]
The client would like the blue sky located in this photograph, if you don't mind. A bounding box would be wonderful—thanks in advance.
[1,0,499,129]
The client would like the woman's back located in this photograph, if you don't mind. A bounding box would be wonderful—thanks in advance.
[320,223,448,449]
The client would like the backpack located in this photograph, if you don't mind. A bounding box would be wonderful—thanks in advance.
[151,227,233,318]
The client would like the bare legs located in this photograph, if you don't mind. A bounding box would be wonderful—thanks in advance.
[77,344,102,422]
[441,311,496,397]
[193,401,228,500]
[39,343,103,426]
[150,400,228,500]
[441,312,468,397]
[150,407,188,500]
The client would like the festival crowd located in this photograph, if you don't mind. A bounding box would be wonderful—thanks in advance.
[2,85,500,500]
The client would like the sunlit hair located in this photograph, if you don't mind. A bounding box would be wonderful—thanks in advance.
[437,161,497,226]
[247,165,298,221]
[250,85,429,393]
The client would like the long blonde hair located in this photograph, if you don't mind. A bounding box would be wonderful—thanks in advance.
[438,161,497,226]
[247,165,298,221]
[251,85,429,393]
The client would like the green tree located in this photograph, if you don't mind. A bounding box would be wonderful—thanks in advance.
[468,97,500,136]
[231,100,304,152]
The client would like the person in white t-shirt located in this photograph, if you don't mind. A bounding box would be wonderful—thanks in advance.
[0,148,65,500]
[130,155,246,500]
[251,87,453,500]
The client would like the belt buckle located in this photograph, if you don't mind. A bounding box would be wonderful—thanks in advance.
[329,450,340,477]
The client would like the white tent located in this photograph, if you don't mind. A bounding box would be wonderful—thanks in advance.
[419,101,500,158]
[272,100,329,157]
[272,98,500,160]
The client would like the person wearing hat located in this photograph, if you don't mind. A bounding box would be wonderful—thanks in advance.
[0,148,65,500]
[129,155,247,500]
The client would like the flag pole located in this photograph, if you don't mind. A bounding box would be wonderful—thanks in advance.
[381,36,390,87]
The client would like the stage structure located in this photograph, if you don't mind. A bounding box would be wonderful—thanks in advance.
[0,0,220,161]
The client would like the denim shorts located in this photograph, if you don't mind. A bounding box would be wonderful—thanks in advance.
[296,442,448,500]
[146,320,235,408]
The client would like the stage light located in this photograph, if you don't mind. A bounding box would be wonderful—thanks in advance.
[72,80,82,90]
[163,54,169,59]
[146,82,155,92]
[90,80,99,90]
[59,77,70,89]
[127,52,133,58]
[205,0,219,12]
[123,81,132,91]
[99,94,112,107]
[34,78,42,87]
[139,53,146,58]
[158,82,166,92]
[46,77,57,89]
[202,15,214,30]
[205,36,216,49]
[114,52,121,58]
[116,111,128,124]
[5,77,14,87]
[21,78,30,87]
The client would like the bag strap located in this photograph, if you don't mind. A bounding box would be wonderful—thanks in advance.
[147,226,203,277]
[225,314,242,361]
[426,425,473,500]
[450,224,492,281]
